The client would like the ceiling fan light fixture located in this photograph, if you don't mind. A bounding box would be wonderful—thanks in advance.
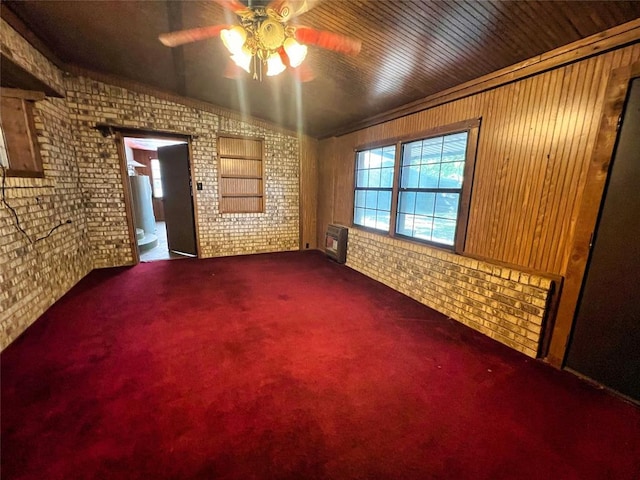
[221,25,247,55]
[159,1,362,82]
[266,52,286,76]
[283,37,307,68]
[231,48,253,73]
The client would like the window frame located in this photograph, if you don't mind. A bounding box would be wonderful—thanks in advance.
[149,158,163,198]
[351,118,480,254]
[352,143,397,233]
[0,88,45,178]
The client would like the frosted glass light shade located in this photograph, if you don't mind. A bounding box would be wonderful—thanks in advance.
[221,26,247,55]
[283,38,307,68]
[266,53,286,76]
[231,48,253,73]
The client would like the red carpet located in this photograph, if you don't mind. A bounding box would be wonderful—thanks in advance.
[2,251,639,479]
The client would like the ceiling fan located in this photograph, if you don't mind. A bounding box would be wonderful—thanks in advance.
[159,0,361,81]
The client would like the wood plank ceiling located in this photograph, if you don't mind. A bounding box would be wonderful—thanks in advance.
[3,1,640,138]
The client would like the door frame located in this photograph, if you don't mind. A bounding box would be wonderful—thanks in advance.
[114,130,200,265]
[547,61,640,367]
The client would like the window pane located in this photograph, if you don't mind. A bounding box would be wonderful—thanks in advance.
[403,141,422,166]
[150,159,163,198]
[434,193,459,219]
[370,148,383,168]
[442,132,468,162]
[377,190,392,211]
[356,168,369,187]
[396,213,414,237]
[398,191,416,214]
[413,216,433,240]
[365,190,378,209]
[415,192,435,216]
[368,168,381,187]
[395,127,470,248]
[381,146,396,168]
[418,164,440,188]
[380,167,394,187]
[421,137,444,164]
[376,211,390,230]
[432,218,456,245]
[362,150,372,169]
[363,208,378,228]
[439,161,464,188]
[401,166,419,188]
[353,145,395,232]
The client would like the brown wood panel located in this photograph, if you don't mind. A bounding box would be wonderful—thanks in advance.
[523,67,564,267]
[532,62,580,273]
[510,74,544,266]
[464,90,499,255]
[219,157,262,177]
[220,177,262,195]
[299,135,318,250]
[318,43,640,277]
[316,137,337,248]
[1,95,43,177]
[218,136,264,214]
[552,55,608,273]
[218,136,262,159]
[495,80,530,262]
[220,196,263,213]
[115,132,140,266]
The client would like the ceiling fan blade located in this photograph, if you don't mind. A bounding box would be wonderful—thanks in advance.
[268,0,322,21]
[213,0,251,14]
[159,25,228,47]
[294,26,361,56]
[276,46,314,81]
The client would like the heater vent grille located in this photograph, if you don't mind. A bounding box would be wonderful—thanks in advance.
[325,224,348,263]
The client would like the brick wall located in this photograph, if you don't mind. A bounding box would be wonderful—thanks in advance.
[67,77,300,267]
[346,229,553,358]
[1,19,300,349]
[1,18,92,348]
[0,98,92,348]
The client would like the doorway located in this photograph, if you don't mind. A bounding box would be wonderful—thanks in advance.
[565,77,640,403]
[122,135,198,262]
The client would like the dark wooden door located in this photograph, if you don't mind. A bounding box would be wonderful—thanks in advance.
[157,144,197,256]
[566,78,640,402]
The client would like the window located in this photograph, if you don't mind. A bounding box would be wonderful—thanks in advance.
[0,90,44,178]
[353,145,396,231]
[352,120,479,252]
[218,136,264,213]
[396,132,467,246]
[150,159,163,198]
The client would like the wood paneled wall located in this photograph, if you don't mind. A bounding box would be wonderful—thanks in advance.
[317,43,640,277]
[299,134,318,250]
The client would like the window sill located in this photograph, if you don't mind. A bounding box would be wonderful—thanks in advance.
[349,223,458,255]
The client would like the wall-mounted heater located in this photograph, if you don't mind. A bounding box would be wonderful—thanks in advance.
[325,224,348,263]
